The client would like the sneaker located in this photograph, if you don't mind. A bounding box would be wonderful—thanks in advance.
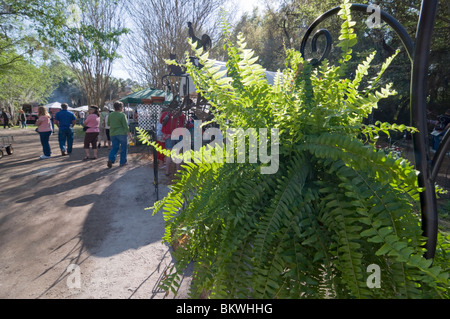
[61,150,67,156]
[40,155,51,159]
[120,162,128,167]
[107,160,113,168]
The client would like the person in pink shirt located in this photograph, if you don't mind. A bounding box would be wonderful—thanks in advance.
[35,106,53,159]
[83,105,100,160]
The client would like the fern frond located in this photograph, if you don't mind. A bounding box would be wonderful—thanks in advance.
[337,0,357,66]
[301,133,418,187]
[330,160,448,298]
[253,156,308,257]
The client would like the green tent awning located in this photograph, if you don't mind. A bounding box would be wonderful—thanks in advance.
[118,87,173,105]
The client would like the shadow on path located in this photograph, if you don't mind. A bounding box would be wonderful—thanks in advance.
[79,165,167,257]
[15,166,116,204]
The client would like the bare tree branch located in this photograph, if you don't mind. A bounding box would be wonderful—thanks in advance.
[63,0,127,107]
[123,0,226,87]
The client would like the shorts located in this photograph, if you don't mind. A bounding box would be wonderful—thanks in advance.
[84,132,99,149]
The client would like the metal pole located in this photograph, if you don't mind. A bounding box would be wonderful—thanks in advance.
[410,0,439,259]
[153,128,159,201]
[299,1,441,259]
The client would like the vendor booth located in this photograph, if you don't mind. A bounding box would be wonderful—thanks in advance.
[118,87,173,134]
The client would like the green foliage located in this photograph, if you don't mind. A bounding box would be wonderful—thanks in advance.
[140,1,449,299]
[0,0,66,74]
[42,0,129,64]
[38,0,129,106]
[0,0,75,108]
[0,55,65,107]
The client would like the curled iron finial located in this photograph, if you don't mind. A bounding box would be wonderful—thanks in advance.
[307,29,332,66]
[300,4,414,65]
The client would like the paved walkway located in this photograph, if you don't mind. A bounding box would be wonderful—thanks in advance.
[0,128,191,298]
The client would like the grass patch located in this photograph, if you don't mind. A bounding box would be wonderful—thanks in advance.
[73,126,85,139]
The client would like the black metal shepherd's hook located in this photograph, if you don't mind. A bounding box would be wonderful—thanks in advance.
[300,0,443,259]
[152,128,159,201]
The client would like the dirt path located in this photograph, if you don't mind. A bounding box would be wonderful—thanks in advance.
[0,128,191,299]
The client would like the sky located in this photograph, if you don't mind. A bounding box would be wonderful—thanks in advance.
[236,0,265,15]
[111,0,269,81]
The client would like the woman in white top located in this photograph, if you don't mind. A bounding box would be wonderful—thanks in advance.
[98,107,111,149]
[103,109,112,149]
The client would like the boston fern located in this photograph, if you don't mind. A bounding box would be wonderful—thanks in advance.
[139,1,449,298]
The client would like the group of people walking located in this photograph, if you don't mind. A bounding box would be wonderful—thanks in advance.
[35,101,131,168]
[2,109,30,129]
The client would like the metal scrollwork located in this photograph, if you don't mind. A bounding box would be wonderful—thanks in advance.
[300,1,442,259]
[300,4,414,63]
[303,29,332,67]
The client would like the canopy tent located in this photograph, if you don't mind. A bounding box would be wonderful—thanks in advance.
[211,60,278,84]
[72,105,89,112]
[44,102,77,112]
[117,88,173,135]
[179,60,279,97]
[118,87,173,105]
[72,105,114,112]
[44,102,61,109]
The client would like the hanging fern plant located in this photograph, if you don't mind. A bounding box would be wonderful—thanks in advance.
[139,0,449,298]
